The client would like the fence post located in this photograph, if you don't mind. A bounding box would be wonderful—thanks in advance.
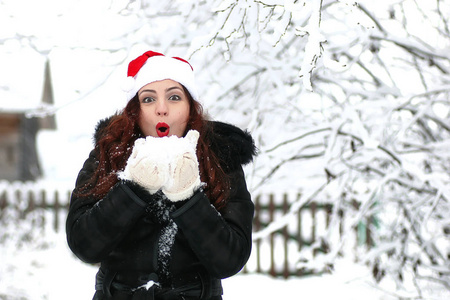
[26,190,35,214]
[325,204,332,227]
[40,189,47,228]
[282,194,289,278]
[269,194,276,277]
[366,215,374,248]
[254,195,261,274]
[338,208,344,243]
[0,191,6,211]
[297,194,303,252]
[311,202,318,257]
[66,190,72,209]
[54,190,60,232]
[27,190,36,228]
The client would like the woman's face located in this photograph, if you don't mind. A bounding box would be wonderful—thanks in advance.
[137,79,190,138]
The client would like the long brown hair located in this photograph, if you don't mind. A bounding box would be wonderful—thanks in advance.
[81,89,230,210]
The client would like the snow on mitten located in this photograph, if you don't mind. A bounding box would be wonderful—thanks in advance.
[118,137,169,193]
[162,130,202,202]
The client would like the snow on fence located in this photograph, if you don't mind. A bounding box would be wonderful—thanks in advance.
[0,182,373,278]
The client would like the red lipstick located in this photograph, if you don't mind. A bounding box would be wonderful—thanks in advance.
[156,122,170,137]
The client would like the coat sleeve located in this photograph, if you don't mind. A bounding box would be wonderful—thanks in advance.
[170,166,254,279]
[65,150,151,264]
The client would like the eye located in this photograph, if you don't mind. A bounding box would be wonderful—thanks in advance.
[141,97,155,103]
[168,94,181,101]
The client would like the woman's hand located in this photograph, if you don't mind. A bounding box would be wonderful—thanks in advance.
[162,130,202,202]
[118,138,169,194]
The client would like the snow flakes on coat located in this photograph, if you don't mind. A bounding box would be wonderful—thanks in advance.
[145,192,178,281]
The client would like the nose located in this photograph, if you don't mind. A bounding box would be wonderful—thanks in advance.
[155,100,168,116]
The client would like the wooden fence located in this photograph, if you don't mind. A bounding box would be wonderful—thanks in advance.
[243,193,334,278]
[243,192,374,278]
[0,185,71,233]
[0,183,374,278]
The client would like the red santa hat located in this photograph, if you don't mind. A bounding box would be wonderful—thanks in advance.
[123,50,198,102]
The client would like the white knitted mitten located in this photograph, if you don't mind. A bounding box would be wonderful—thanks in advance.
[162,130,202,202]
[118,137,169,194]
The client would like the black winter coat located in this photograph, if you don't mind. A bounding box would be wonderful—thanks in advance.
[66,119,256,300]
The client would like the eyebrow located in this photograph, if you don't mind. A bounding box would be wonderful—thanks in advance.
[138,86,183,96]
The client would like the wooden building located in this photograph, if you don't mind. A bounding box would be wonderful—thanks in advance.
[0,59,56,181]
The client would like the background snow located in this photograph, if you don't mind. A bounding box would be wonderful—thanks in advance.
[1,0,449,299]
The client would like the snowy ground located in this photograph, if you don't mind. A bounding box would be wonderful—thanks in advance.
[1,230,402,300]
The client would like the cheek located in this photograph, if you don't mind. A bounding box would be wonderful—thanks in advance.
[138,110,155,136]
[181,104,190,122]
[182,110,190,123]
[172,107,190,136]
[179,107,190,127]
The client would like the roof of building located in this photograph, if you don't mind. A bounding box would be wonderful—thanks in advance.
[0,47,50,114]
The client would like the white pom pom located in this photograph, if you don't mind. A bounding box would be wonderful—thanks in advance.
[122,76,135,92]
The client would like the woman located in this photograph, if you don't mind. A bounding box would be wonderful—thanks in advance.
[66,50,256,300]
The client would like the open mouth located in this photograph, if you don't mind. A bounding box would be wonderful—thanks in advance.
[156,122,170,137]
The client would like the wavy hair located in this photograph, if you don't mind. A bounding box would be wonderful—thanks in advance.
[81,89,230,211]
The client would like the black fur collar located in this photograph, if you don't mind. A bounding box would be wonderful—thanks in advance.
[208,121,256,171]
[93,116,256,171]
